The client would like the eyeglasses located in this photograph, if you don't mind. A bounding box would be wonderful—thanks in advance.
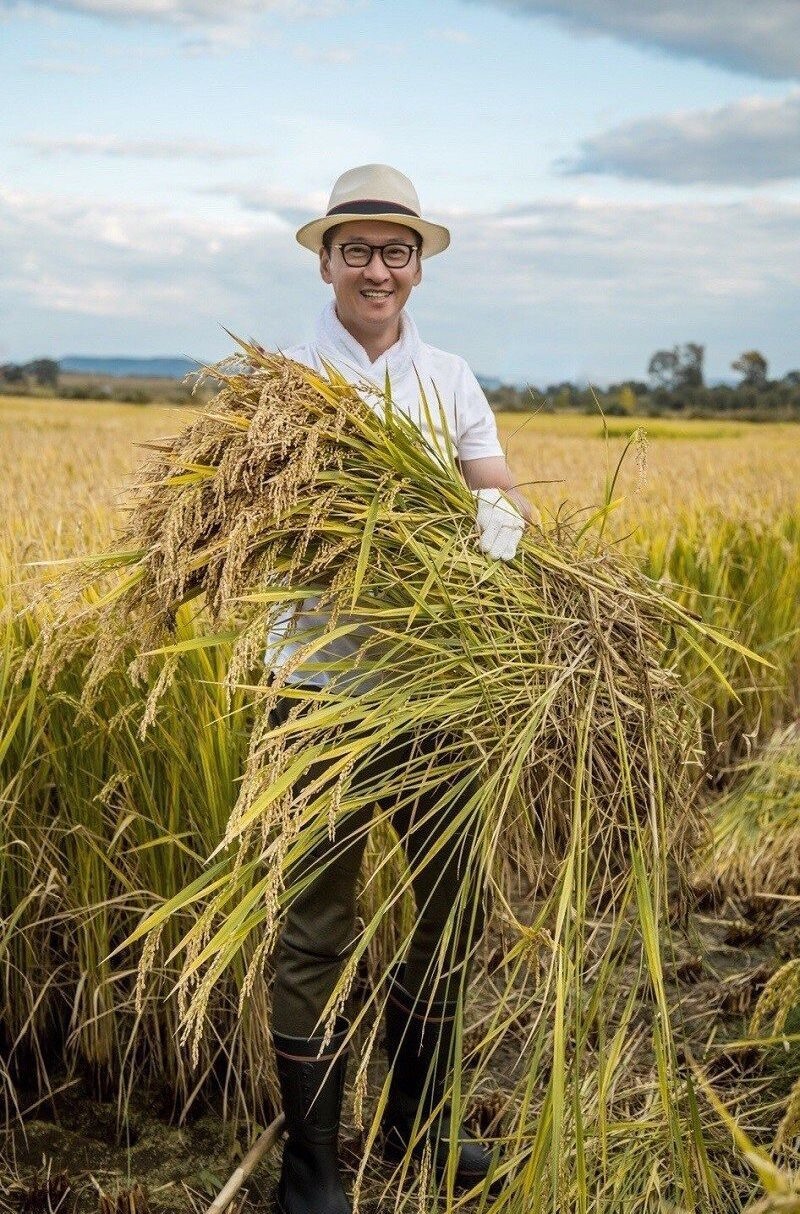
[333,241,420,269]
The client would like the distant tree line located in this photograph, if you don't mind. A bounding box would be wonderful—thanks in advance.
[486,344,800,419]
[0,358,60,390]
[0,359,201,405]
[2,347,799,418]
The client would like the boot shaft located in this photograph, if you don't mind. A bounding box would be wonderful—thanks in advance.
[273,1017,349,1145]
[382,968,498,1191]
[384,966,462,1110]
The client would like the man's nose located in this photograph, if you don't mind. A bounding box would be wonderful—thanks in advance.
[362,249,390,278]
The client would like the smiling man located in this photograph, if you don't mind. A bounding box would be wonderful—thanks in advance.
[286,163,534,526]
[267,164,532,1214]
[319,216,422,357]
[267,166,534,693]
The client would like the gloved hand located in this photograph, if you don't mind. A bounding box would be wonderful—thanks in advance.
[471,487,526,560]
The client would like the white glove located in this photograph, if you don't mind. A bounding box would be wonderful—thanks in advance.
[471,487,526,560]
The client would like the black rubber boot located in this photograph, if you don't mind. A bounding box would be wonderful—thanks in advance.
[381,966,496,1190]
[272,1017,352,1214]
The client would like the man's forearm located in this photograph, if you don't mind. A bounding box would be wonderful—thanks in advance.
[458,455,538,526]
[502,485,536,525]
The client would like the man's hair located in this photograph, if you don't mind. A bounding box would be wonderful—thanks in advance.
[322,222,423,256]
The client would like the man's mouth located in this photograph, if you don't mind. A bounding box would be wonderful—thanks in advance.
[361,290,392,299]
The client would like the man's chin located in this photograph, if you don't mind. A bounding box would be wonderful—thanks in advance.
[352,308,400,328]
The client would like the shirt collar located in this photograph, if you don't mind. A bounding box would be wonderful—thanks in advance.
[313,298,422,382]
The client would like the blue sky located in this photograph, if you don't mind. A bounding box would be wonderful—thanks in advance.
[1,0,799,384]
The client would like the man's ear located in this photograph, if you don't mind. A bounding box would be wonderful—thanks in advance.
[412,250,422,286]
[320,247,332,284]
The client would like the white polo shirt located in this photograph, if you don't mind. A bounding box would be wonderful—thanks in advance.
[264,298,504,689]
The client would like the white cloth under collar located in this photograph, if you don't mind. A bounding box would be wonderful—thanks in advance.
[313,298,423,385]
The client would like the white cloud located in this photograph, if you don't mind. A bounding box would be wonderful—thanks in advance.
[1,0,360,56]
[0,186,311,363]
[458,197,800,298]
[18,134,268,160]
[462,1,800,79]
[560,91,800,184]
[2,185,799,380]
[1,0,355,24]
[200,183,328,226]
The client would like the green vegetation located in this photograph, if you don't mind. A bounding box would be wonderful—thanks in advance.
[0,362,217,407]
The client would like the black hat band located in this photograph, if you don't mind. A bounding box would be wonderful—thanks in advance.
[327,200,420,217]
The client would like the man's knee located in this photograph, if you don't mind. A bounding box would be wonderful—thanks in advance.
[279,887,359,962]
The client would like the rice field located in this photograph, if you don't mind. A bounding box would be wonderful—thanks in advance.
[3,397,799,556]
[495,410,800,524]
[1,391,799,1213]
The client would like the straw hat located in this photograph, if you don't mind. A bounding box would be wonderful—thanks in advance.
[295,164,450,259]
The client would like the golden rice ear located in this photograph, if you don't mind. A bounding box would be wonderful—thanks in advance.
[750,958,800,1039]
[218,326,273,368]
[296,358,349,405]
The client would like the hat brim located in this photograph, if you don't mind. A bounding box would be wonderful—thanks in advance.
[296,212,450,259]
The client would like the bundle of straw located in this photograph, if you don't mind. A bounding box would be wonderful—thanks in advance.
[694,722,800,902]
[39,340,735,960]
[33,340,760,1208]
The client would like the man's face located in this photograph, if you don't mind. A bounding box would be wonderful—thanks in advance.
[319,219,422,337]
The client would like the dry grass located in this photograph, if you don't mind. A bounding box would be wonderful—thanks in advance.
[694,724,800,901]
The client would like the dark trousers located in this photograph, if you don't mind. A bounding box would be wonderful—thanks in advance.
[270,690,488,1037]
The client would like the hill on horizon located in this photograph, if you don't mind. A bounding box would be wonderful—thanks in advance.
[58,355,515,389]
[59,355,205,379]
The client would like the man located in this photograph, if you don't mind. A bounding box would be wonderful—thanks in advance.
[267,164,532,1214]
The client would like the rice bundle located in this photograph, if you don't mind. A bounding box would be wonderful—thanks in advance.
[751,958,800,1145]
[694,722,800,902]
[38,341,710,900]
[34,339,760,1209]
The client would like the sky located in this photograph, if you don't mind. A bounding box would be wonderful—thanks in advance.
[1,0,799,385]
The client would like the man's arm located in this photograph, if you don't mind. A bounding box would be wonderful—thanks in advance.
[458,455,538,526]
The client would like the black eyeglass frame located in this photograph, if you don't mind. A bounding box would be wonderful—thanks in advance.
[332,241,421,268]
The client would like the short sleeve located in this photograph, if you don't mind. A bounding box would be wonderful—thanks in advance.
[454,363,505,461]
[279,342,318,372]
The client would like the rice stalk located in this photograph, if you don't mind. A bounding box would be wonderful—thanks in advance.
[693,723,800,903]
[638,513,800,774]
